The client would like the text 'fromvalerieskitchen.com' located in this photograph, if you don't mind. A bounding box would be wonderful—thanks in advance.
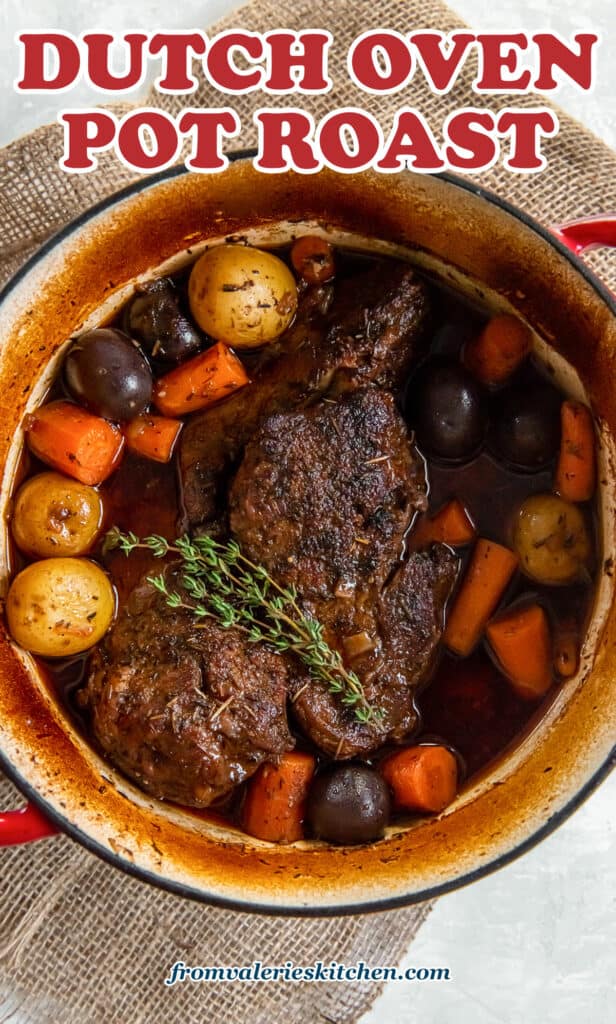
[164,960,451,985]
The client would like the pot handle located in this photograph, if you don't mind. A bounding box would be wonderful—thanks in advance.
[552,214,616,255]
[0,803,59,846]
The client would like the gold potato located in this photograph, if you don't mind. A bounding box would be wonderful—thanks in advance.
[11,472,103,558]
[513,494,591,586]
[6,558,116,657]
[188,244,298,349]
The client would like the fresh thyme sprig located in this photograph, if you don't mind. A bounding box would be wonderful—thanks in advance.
[104,526,380,725]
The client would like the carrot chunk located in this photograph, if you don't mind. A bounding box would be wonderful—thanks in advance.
[486,603,552,700]
[124,414,183,463]
[411,499,476,550]
[380,745,458,814]
[290,236,335,284]
[444,538,518,657]
[25,400,124,486]
[153,341,249,417]
[242,752,316,843]
[554,400,596,502]
[463,314,532,386]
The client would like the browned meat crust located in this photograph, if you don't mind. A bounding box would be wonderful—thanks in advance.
[290,546,459,758]
[229,391,458,757]
[82,263,448,797]
[229,389,426,596]
[179,262,431,527]
[80,567,293,807]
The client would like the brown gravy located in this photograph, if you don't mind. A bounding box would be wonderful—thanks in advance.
[38,253,597,812]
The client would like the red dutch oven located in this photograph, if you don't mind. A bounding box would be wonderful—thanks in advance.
[0,162,614,914]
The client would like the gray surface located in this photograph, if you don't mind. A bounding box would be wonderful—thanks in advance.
[1,2,615,1022]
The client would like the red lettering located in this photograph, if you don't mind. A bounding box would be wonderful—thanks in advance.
[149,32,207,92]
[475,34,531,91]
[317,110,381,171]
[410,31,475,92]
[534,33,597,90]
[17,32,81,91]
[254,110,319,171]
[348,31,414,93]
[117,110,180,171]
[377,109,444,171]
[178,109,240,170]
[444,110,497,170]
[206,31,263,92]
[59,110,116,171]
[264,31,331,91]
[497,108,558,171]
[83,33,147,91]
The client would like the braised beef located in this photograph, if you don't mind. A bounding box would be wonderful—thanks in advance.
[38,242,600,829]
[229,389,426,596]
[79,259,455,795]
[290,547,459,757]
[230,391,458,757]
[179,262,431,527]
[80,567,293,807]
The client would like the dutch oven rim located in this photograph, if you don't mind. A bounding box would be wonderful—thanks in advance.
[0,155,614,916]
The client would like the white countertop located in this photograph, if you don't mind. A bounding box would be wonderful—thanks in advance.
[1,3,615,1022]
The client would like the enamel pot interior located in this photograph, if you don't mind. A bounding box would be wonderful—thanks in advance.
[0,163,615,915]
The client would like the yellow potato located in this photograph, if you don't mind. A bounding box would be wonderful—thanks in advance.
[513,494,591,586]
[188,244,298,349]
[11,472,103,558]
[6,558,116,657]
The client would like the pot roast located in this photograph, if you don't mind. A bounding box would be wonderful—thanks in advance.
[83,566,294,806]
[179,261,432,529]
[80,261,459,806]
[230,389,458,758]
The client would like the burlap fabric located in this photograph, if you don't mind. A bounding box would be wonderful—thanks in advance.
[0,1,614,1021]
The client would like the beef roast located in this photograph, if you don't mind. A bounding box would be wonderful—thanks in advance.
[82,261,449,795]
[80,567,293,807]
[291,547,459,757]
[179,261,431,527]
[229,389,427,597]
[229,390,459,757]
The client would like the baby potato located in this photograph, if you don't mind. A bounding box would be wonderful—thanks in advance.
[6,558,116,657]
[513,494,591,586]
[11,472,103,558]
[188,244,298,349]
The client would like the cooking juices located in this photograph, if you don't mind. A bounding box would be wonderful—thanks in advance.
[10,242,598,841]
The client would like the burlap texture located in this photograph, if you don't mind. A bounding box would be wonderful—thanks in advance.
[0,1,614,1021]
